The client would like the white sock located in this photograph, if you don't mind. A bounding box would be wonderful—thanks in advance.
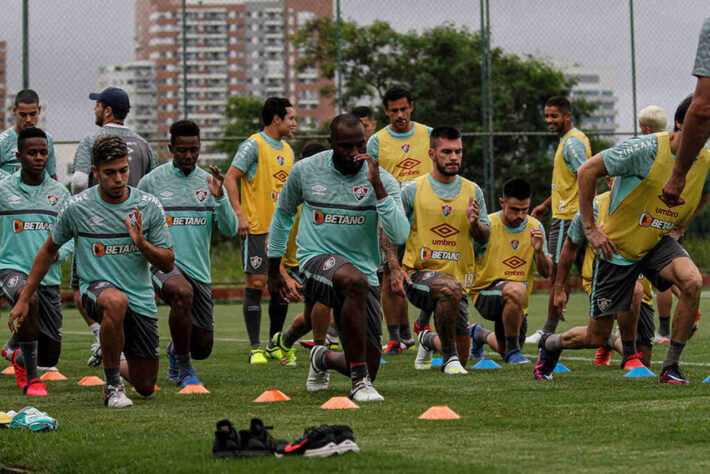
[90,323,101,340]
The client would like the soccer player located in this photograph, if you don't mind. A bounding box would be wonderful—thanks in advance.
[468,178,551,364]
[0,128,69,396]
[138,121,237,387]
[536,96,710,384]
[367,86,433,354]
[350,106,377,141]
[11,135,174,407]
[0,89,57,179]
[638,105,667,135]
[224,97,296,364]
[386,126,489,374]
[71,87,159,366]
[527,96,591,344]
[267,114,409,401]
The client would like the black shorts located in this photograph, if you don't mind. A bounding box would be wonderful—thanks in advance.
[82,281,159,361]
[590,236,689,318]
[637,302,655,348]
[0,269,63,342]
[548,218,571,264]
[301,254,382,351]
[241,233,268,274]
[403,271,470,336]
[152,265,214,331]
[473,280,528,345]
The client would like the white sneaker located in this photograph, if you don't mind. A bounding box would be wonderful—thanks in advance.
[414,331,433,370]
[349,377,384,402]
[443,357,468,375]
[307,345,330,392]
[37,366,58,372]
[525,329,544,345]
[653,331,670,344]
[87,341,102,367]
[103,384,133,408]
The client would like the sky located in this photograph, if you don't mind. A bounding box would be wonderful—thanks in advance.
[0,0,706,142]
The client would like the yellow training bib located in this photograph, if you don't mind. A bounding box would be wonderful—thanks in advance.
[551,128,591,219]
[376,122,432,182]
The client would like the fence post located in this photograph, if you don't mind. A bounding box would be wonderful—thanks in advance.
[629,0,638,136]
[182,0,188,119]
[485,0,493,201]
[23,0,29,88]
[336,0,342,114]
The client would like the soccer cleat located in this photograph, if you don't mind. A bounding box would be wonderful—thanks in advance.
[505,349,531,365]
[414,331,433,370]
[413,319,433,335]
[176,368,203,387]
[1,347,13,362]
[659,364,689,385]
[299,339,315,350]
[469,324,485,360]
[272,333,297,366]
[533,333,561,381]
[653,330,670,344]
[621,352,645,370]
[265,344,282,361]
[349,377,384,402]
[9,407,57,431]
[104,384,134,407]
[307,345,330,391]
[400,338,416,351]
[442,356,468,375]
[278,425,339,458]
[87,340,102,367]
[249,349,268,364]
[689,309,701,340]
[383,340,402,355]
[594,347,612,366]
[331,425,360,455]
[23,378,48,396]
[525,329,544,345]
[325,334,340,351]
[166,342,179,381]
[11,350,27,389]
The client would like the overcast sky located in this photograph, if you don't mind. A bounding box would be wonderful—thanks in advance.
[0,0,706,140]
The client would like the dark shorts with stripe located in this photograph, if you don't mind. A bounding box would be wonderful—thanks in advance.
[81,281,159,361]
[637,302,655,348]
[473,280,528,345]
[403,271,470,336]
[590,236,688,318]
[548,218,571,264]
[301,254,382,352]
[152,265,214,331]
[241,233,268,274]
[0,269,62,342]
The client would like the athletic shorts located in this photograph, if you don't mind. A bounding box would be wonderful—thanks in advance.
[473,280,528,345]
[152,265,214,331]
[241,233,268,274]
[403,271,470,336]
[301,254,382,352]
[81,281,159,361]
[590,236,687,318]
[637,302,655,348]
[0,269,62,342]
[548,218,572,264]
[71,255,79,291]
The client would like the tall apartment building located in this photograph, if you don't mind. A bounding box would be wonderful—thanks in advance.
[134,0,334,159]
[0,42,6,130]
[556,61,618,135]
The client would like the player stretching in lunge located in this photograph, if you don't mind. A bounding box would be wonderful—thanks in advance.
[138,121,237,387]
[11,135,174,406]
[267,114,409,401]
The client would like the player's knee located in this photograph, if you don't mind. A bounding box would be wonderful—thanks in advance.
[134,382,155,397]
[502,282,526,308]
[678,271,702,299]
[585,327,610,347]
[631,283,644,306]
[191,342,213,360]
[169,283,193,308]
[100,291,129,318]
[247,278,266,292]
[337,271,369,298]
[39,351,60,367]
[433,276,462,302]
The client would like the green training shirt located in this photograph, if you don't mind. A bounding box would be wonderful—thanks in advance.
[0,126,57,176]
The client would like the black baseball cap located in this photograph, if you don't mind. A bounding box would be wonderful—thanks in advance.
[89,87,130,112]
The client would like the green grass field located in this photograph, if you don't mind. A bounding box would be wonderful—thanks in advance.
[2,291,710,473]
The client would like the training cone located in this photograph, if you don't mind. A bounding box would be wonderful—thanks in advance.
[418,405,461,420]
[553,363,571,373]
[253,389,290,402]
[702,375,710,383]
[178,384,210,394]
[431,357,443,367]
[624,366,655,378]
[2,365,15,375]
[40,371,67,381]
[131,385,161,392]
[320,396,360,410]
[77,375,104,386]
[380,358,387,364]
[472,359,501,369]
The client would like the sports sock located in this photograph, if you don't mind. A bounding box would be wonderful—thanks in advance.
[400,323,412,340]
[541,316,560,333]
[662,339,685,369]
[416,310,430,329]
[90,322,101,340]
[544,334,563,352]
[104,366,122,387]
[441,344,458,364]
[243,288,263,349]
[313,338,326,346]
[327,323,338,339]
[282,328,297,349]
[19,341,38,382]
[387,324,400,343]
[267,298,289,342]
[316,347,334,371]
[505,334,520,353]
[606,334,620,349]
[420,330,437,351]
[175,352,193,373]
[350,362,368,385]
[2,334,19,358]
[621,339,637,359]
[474,327,492,345]
[658,316,671,336]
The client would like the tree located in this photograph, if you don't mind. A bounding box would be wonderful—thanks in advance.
[214,95,265,166]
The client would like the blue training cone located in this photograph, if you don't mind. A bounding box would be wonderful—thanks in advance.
[380,358,387,364]
[702,375,710,383]
[431,357,443,367]
[624,366,655,378]
[472,359,501,369]
[553,363,571,373]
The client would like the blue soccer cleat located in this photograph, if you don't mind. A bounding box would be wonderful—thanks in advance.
[469,324,485,361]
[166,342,178,382]
[176,368,203,387]
[505,349,531,365]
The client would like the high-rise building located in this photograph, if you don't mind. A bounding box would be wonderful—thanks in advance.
[134,0,334,160]
[556,61,618,135]
[0,41,6,130]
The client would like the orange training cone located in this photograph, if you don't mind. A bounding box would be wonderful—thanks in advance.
[418,405,461,420]
[320,397,360,410]
[40,371,67,381]
[178,384,210,394]
[2,365,15,375]
[132,385,161,392]
[77,375,105,386]
[253,389,290,402]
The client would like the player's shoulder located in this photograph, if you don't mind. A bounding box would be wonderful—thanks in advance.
[295,149,330,172]
[526,214,541,228]
[378,165,399,187]
[607,133,659,159]
[63,187,95,210]
[44,177,70,197]
[132,186,164,208]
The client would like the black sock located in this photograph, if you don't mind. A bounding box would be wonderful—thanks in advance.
[18,341,38,382]
[663,339,686,369]
[316,347,333,371]
[282,328,298,349]
[176,352,193,372]
[243,288,263,349]
[327,323,338,338]
[400,323,412,340]
[441,344,458,363]
[542,316,560,333]
[421,330,437,351]
[416,310,431,329]
[350,362,368,384]
[505,335,520,353]
[314,338,326,346]
[621,339,637,359]
[474,327,492,345]
[268,298,289,341]
[104,366,122,387]
[659,316,671,336]
[387,325,400,343]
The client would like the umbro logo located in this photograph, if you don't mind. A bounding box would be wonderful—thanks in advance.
[160,191,174,199]
[89,216,104,225]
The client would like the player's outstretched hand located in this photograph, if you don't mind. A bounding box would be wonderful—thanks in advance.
[662,173,687,207]
[354,154,381,186]
[8,300,29,333]
[125,206,145,246]
[466,196,479,225]
[585,225,619,261]
[208,166,225,198]
[390,268,411,298]
[530,227,544,251]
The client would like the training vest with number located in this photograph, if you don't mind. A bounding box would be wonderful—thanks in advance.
[376,123,432,182]
[402,174,476,294]
[551,129,591,219]
[240,133,294,234]
[471,212,539,312]
[605,132,710,261]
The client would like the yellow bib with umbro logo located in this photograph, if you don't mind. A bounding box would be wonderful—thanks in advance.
[551,128,591,219]
[377,122,432,182]
[240,133,294,234]
[402,174,476,293]
[605,132,710,261]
